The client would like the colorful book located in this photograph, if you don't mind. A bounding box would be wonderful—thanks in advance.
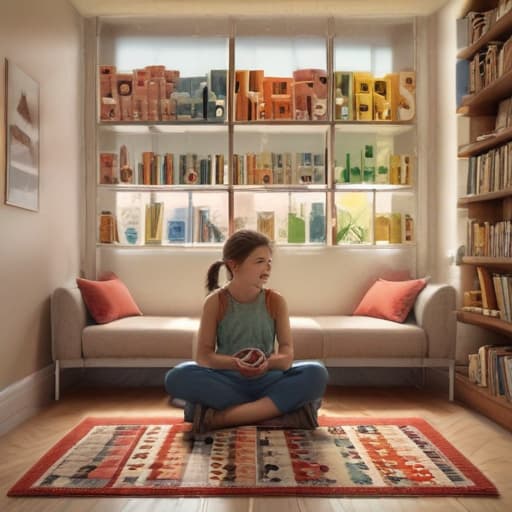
[476,266,498,310]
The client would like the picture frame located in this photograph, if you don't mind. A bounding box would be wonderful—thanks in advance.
[4,59,39,211]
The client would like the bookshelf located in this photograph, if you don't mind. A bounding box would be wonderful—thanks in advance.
[457,68,512,115]
[457,310,512,336]
[91,17,417,249]
[456,1,512,430]
[455,371,512,432]
[457,125,512,157]
[457,9,512,61]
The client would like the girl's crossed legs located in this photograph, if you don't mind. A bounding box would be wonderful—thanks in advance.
[165,361,328,429]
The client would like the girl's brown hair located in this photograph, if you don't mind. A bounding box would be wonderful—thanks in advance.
[206,229,271,292]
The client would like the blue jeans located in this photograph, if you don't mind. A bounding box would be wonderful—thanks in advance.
[164,361,328,415]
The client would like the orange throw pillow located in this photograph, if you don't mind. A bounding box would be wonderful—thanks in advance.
[353,278,427,323]
[76,274,142,324]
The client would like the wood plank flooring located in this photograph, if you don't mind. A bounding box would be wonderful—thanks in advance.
[1,385,511,512]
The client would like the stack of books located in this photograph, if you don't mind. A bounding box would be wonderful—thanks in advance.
[99,65,226,122]
[468,344,512,401]
[334,71,416,122]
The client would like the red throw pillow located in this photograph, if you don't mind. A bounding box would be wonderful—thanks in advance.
[353,278,427,323]
[76,274,142,324]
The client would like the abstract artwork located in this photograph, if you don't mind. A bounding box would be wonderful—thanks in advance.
[5,59,39,211]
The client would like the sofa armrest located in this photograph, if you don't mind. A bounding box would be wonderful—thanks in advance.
[414,283,456,359]
[51,287,88,361]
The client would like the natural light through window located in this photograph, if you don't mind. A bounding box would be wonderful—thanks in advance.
[335,45,392,75]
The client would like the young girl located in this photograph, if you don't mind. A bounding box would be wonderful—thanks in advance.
[164,229,328,433]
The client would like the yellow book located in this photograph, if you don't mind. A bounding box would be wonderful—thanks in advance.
[145,202,163,244]
[353,72,373,95]
[390,155,401,184]
[375,214,390,243]
[373,77,391,120]
[355,93,373,121]
[476,266,498,310]
[384,73,399,121]
[390,213,402,243]
[353,72,373,120]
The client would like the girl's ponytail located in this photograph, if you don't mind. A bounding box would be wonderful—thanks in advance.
[206,260,224,292]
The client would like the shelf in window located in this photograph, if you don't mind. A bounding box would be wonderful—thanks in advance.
[335,243,416,249]
[457,188,512,206]
[98,122,228,134]
[335,184,413,192]
[457,68,512,115]
[458,126,512,157]
[334,121,415,135]
[97,242,224,249]
[457,309,512,336]
[461,256,512,267]
[233,122,329,134]
[232,184,327,191]
[98,184,230,192]
[457,10,512,61]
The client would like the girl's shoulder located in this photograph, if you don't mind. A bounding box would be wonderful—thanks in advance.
[264,288,285,319]
[204,287,229,323]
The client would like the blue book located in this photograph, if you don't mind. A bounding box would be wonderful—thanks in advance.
[167,207,189,243]
[456,59,469,109]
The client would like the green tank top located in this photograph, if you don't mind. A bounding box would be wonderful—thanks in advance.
[216,288,276,357]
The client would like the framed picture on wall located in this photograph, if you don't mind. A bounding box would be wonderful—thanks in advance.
[4,59,39,211]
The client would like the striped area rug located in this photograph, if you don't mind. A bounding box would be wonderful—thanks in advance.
[8,416,498,497]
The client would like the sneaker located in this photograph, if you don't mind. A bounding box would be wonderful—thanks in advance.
[301,401,319,428]
[183,401,195,422]
[259,402,318,430]
[190,404,216,434]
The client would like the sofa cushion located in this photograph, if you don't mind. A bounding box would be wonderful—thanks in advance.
[353,278,427,323]
[82,316,199,359]
[290,317,323,360]
[316,316,427,359]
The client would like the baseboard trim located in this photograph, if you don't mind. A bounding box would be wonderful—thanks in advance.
[0,365,54,437]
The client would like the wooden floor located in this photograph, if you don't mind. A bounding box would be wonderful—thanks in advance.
[1,385,511,512]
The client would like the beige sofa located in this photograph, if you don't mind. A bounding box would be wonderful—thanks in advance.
[51,247,456,400]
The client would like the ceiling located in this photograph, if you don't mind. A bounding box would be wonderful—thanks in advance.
[67,0,454,18]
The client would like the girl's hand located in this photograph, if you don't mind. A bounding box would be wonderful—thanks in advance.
[235,357,268,378]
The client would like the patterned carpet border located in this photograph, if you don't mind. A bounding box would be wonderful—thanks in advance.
[7,416,499,498]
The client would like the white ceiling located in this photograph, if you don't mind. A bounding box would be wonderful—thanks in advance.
[67,0,453,18]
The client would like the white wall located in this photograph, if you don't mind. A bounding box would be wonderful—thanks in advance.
[98,246,417,316]
[0,0,83,390]
[428,0,460,286]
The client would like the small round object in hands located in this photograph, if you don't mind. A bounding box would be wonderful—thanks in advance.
[233,348,266,368]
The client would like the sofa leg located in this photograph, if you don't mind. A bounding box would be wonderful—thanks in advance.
[449,361,455,402]
[55,360,60,401]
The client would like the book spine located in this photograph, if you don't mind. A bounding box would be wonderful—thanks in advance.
[142,152,153,185]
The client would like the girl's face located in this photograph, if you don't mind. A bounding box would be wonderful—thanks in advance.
[230,245,272,288]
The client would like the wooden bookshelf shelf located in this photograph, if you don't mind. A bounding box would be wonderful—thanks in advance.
[460,256,512,266]
[458,188,512,205]
[457,309,512,335]
[457,10,512,60]
[458,126,512,157]
[455,371,512,432]
[458,68,512,116]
